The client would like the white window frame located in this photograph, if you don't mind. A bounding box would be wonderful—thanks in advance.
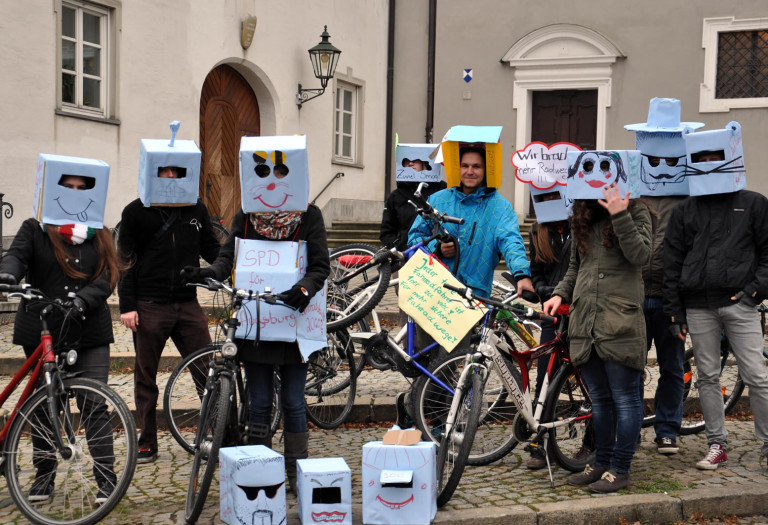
[332,74,364,167]
[56,0,120,122]
[700,16,768,113]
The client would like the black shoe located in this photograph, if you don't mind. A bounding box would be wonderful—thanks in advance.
[526,456,547,470]
[395,392,414,428]
[137,446,158,464]
[29,476,54,503]
[566,464,609,486]
[588,470,631,493]
[95,482,112,505]
[656,436,679,455]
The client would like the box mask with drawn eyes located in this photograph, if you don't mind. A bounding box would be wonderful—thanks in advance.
[239,135,309,213]
[296,458,352,525]
[437,125,503,189]
[34,153,110,229]
[624,98,704,196]
[682,121,746,196]
[219,446,286,525]
[565,150,641,200]
[361,441,436,525]
[138,121,201,207]
[395,144,442,184]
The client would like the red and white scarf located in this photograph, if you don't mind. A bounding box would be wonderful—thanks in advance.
[43,224,95,245]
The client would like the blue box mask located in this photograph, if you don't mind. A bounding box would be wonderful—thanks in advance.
[683,121,746,196]
[138,121,201,207]
[34,154,110,229]
[395,144,442,183]
[624,98,704,196]
[566,150,641,200]
[239,135,309,213]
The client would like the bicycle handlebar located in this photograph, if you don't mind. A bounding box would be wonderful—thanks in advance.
[187,278,292,308]
[501,271,540,303]
[442,282,558,324]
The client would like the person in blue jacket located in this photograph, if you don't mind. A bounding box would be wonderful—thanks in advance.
[408,146,533,298]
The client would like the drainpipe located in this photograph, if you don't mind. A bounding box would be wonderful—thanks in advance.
[425,0,436,143]
[384,0,396,199]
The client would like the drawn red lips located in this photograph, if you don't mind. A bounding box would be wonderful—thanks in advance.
[586,180,607,188]
[375,493,414,510]
[311,511,347,522]
[253,194,292,208]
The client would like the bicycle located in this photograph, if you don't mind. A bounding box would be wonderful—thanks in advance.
[0,284,136,525]
[416,281,594,499]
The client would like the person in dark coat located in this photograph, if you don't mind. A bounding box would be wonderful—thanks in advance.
[380,180,446,251]
[0,174,120,503]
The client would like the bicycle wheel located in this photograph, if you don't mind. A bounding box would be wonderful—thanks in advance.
[5,377,137,525]
[185,374,231,524]
[413,350,521,466]
[679,345,744,435]
[436,372,482,508]
[640,361,658,428]
[305,335,357,430]
[542,363,595,472]
[327,243,392,332]
[211,220,230,245]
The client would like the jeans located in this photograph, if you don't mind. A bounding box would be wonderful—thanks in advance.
[243,361,308,433]
[687,302,768,455]
[643,297,684,439]
[579,350,643,474]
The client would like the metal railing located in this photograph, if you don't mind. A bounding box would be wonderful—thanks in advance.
[0,193,13,255]
[311,172,344,205]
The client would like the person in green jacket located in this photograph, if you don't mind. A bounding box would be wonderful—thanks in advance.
[543,182,652,493]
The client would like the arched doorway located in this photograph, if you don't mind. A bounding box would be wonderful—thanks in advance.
[199,64,260,229]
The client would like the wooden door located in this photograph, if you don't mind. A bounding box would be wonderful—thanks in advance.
[199,65,260,229]
[529,90,597,216]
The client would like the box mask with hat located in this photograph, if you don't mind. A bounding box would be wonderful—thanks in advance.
[138,121,202,207]
[624,97,704,196]
[682,121,745,196]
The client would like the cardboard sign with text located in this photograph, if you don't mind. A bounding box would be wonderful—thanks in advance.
[233,238,327,360]
[398,250,484,352]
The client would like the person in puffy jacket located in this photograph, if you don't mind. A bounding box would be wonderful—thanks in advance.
[544,183,651,493]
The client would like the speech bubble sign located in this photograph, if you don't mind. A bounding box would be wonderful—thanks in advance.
[512,142,581,190]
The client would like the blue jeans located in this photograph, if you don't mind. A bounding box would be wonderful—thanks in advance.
[579,350,643,474]
[643,297,684,439]
[243,361,308,433]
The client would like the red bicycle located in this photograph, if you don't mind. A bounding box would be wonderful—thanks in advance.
[0,283,136,525]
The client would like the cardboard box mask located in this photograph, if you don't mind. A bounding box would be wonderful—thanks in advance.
[138,121,201,207]
[439,125,503,189]
[682,121,745,196]
[296,458,352,525]
[219,445,286,525]
[34,153,110,229]
[396,144,442,183]
[565,150,641,200]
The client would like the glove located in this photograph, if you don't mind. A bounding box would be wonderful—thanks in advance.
[71,296,87,320]
[535,285,555,303]
[668,318,688,340]
[280,285,312,313]
[0,273,16,285]
[733,290,759,308]
[180,266,214,284]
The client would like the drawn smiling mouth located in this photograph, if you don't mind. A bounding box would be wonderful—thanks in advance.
[586,180,607,188]
[54,197,95,222]
[310,511,347,522]
[253,194,292,208]
[375,494,414,510]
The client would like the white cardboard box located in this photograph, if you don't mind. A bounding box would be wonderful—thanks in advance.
[297,457,352,525]
[219,445,286,525]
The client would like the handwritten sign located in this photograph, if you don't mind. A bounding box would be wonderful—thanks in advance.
[512,141,580,189]
[398,250,484,352]
[233,238,327,359]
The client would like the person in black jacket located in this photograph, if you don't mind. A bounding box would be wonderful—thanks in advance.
[380,179,446,251]
[117,166,221,464]
[663,127,768,471]
[0,174,120,503]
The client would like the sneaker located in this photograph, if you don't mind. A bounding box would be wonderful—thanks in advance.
[526,455,547,470]
[588,470,630,493]
[29,477,54,503]
[696,443,727,470]
[94,483,112,505]
[656,436,679,455]
[566,464,608,486]
[137,446,158,464]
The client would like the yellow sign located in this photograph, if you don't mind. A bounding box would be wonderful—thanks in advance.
[398,250,484,352]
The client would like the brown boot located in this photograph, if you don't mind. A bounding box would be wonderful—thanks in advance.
[283,431,308,495]
[247,423,273,448]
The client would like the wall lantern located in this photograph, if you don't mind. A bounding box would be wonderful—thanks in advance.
[296,26,342,109]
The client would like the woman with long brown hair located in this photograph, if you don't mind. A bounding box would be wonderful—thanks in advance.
[0,174,120,504]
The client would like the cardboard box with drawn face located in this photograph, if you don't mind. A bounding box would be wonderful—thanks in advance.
[624,98,704,196]
[34,154,110,229]
[565,150,641,200]
[530,186,570,223]
[239,135,309,213]
[138,123,201,206]
[512,141,578,223]
[296,458,352,525]
[395,144,442,183]
[219,446,286,525]
[232,238,327,359]
[361,441,436,525]
[438,125,503,189]
[683,121,745,196]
